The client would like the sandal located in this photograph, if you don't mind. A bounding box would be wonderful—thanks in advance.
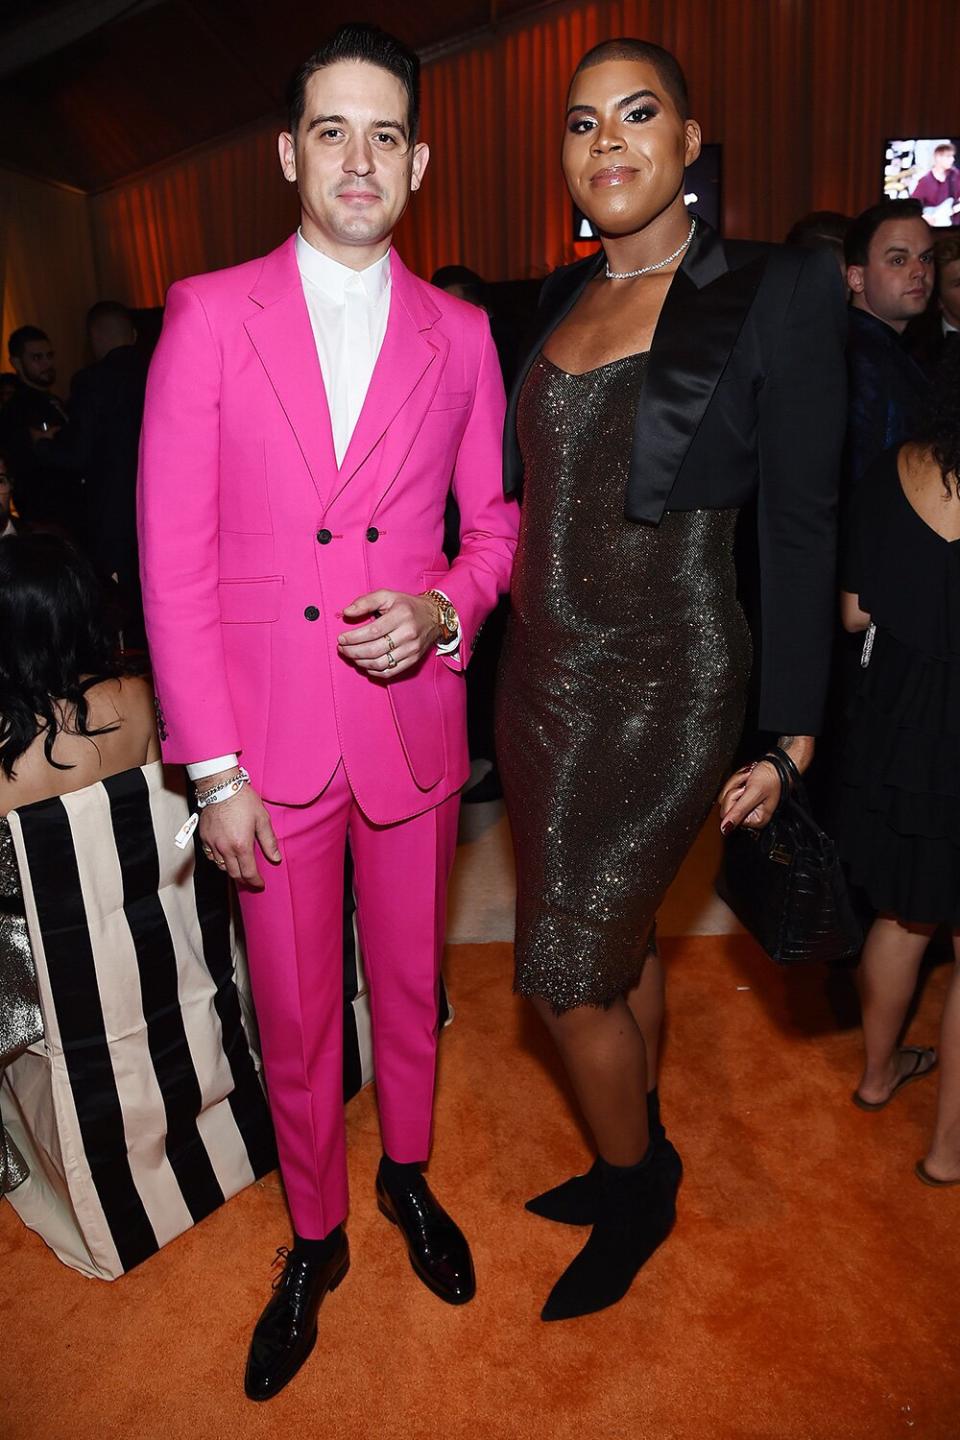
[915,1160,960,1188]
[851,1046,938,1111]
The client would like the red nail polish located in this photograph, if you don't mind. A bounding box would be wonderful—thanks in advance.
[721,821,733,836]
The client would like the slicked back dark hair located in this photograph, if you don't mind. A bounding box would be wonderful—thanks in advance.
[845,199,925,268]
[574,38,689,118]
[8,325,49,362]
[286,23,420,143]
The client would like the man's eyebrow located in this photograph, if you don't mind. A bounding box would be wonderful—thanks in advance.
[306,113,346,132]
[566,88,659,119]
[305,113,408,138]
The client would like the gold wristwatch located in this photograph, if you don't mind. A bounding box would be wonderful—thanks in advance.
[422,589,460,644]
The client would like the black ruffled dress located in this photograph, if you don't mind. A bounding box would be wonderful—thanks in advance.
[838,447,960,925]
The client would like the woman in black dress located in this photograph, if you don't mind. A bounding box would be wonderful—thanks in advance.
[496,39,847,1320]
[839,344,960,1186]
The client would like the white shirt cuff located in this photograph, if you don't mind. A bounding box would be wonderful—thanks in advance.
[186,754,240,781]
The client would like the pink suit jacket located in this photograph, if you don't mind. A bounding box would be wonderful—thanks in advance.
[138,236,518,823]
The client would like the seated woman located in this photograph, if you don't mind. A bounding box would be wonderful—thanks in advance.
[839,342,960,1186]
[0,535,158,1191]
[0,534,158,814]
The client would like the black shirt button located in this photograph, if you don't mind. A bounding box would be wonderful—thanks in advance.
[304,605,320,622]
[316,528,332,545]
[365,527,379,543]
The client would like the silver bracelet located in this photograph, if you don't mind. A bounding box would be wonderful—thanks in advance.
[196,768,250,809]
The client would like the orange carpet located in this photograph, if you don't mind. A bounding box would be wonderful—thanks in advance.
[1,935,956,1440]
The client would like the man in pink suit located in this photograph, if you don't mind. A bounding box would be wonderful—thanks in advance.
[138,24,517,1400]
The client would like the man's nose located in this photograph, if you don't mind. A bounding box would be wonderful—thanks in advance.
[591,122,625,156]
[342,135,374,174]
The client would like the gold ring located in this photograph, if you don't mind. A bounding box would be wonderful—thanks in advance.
[386,651,397,669]
[385,634,395,652]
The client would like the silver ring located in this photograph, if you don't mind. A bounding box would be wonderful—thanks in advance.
[386,651,397,669]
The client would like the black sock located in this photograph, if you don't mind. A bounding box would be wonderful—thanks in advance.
[292,1225,341,1262]
[379,1152,424,1188]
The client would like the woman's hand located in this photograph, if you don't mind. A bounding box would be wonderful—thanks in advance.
[718,736,815,834]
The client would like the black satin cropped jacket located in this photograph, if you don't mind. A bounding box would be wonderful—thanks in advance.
[502,221,848,736]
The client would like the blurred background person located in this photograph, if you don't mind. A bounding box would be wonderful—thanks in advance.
[37,301,148,645]
[0,325,79,535]
[844,201,933,494]
[785,209,850,282]
[838,342,960,1187]
[907,230,960,375]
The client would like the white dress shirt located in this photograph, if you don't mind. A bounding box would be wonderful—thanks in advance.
[187,232,457,783]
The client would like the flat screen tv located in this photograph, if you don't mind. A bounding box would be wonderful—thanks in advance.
[574,142,722,241]
[884,138,960,226]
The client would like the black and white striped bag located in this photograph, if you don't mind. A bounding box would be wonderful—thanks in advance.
[1,762,277,1280]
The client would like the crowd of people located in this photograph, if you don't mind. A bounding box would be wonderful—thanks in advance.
[1,19,959,1404]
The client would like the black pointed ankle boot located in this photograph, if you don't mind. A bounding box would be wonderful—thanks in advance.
[540,1138,681,1322]
[525,1089,673,1225]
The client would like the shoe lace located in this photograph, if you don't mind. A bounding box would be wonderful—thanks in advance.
[270,1245,291,1290]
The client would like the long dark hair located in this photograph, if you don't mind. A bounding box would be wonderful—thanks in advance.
[915,341,960,498]
[0,535,122,778]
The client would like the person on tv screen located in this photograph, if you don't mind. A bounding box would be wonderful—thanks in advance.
[910,143,960,226]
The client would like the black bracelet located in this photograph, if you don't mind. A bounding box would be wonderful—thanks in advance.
[765,745,801,789]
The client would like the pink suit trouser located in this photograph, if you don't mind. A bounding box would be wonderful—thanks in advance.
[236,761,460,1239]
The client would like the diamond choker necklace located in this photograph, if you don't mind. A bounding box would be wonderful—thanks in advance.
[604,216,696,280]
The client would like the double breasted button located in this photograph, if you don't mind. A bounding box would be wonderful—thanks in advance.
[316,528,332,545]
[365,527,379,543]
[304,605,320,622]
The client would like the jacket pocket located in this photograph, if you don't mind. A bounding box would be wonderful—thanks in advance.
[429,390,471,412]
[218,576,283,624]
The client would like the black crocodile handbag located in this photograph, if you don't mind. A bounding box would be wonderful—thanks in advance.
[715,750,863,966]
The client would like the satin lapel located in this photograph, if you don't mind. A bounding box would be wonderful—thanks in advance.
[244,245,335,506]
[627,225,766,523]
[326,259,445,512]
[504,252,603,493]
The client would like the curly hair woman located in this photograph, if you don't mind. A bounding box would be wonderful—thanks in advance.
[840,340,960,1185]
[0,535,157,810]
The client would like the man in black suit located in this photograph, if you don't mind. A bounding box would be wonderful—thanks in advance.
[40,301,148,638]
[907,229,960,376]
[0,325,78,530]
[844,200,933,490]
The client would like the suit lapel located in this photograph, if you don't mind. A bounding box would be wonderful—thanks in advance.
[244,237,335,505]
[505,223,767,524]
[326,253,446,512]
[627,223,766,522]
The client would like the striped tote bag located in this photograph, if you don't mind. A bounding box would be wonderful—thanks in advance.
[1,762,277,1279]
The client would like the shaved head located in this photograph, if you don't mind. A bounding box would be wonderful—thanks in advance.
[574,38,689,118]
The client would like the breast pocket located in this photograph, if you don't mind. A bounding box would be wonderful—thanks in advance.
[429,390,471,412]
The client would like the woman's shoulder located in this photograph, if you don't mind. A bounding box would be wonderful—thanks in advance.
[84,672,158,737]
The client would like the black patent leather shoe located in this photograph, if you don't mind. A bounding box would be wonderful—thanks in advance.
[244,1234,350,1402]
[376,1164,476,1305]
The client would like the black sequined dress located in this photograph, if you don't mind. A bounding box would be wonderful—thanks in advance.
[496,353,752,1014]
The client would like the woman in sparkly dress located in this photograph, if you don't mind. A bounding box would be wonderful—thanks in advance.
[496,39,847,1320]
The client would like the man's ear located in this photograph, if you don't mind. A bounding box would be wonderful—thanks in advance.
[846,263,865,296]
[278,131,297,184]
[410,141,430,194]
